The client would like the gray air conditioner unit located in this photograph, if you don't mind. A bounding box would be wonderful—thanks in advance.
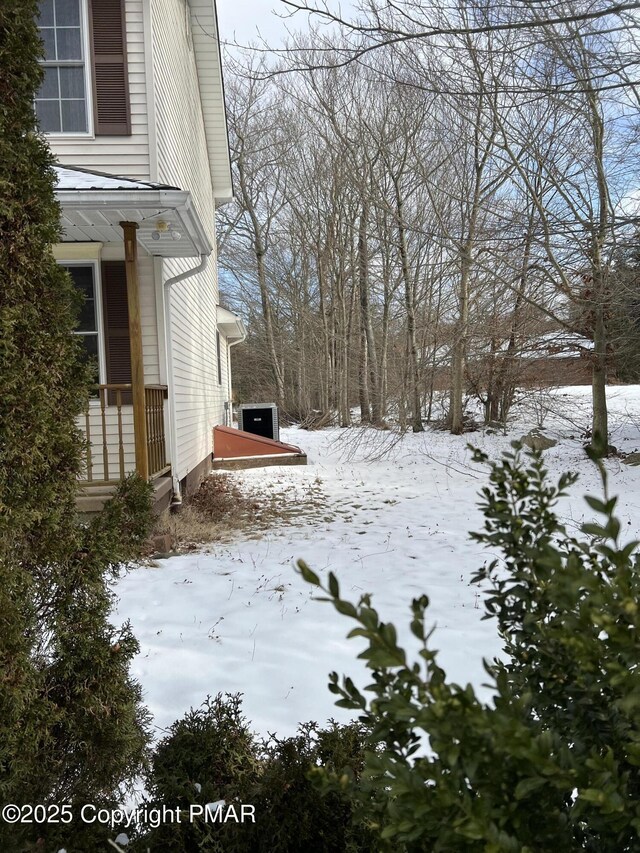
[238,403,279,442]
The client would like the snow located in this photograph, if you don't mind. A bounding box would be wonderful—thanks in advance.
[525,330,594,355]
[54,166,169,191]
[113,386,640,740]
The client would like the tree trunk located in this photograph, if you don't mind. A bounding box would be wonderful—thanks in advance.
[591,294,608,449]
[358,201,382,424]
[450,242,470,435]
[394,178,423,432]
[256,247,285,406]
[317,250,332,412]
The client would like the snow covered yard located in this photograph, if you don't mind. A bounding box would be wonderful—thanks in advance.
[113,386,640,740]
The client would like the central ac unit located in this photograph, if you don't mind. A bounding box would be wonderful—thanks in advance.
[238,403,279,442]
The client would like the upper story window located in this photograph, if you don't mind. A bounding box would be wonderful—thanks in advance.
[36,0,91,134]
[36,0,132,137]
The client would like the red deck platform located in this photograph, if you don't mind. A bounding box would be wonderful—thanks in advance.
[212,425,307,469]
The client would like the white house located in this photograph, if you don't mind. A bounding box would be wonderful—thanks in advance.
[38,0,244,511]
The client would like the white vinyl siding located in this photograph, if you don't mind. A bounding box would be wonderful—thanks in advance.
[163,258,225,480]
[151,0,216,225]
[188,0,233,201]
[152,0,226,480]
[46,0,151,178]
[138,251,161,383]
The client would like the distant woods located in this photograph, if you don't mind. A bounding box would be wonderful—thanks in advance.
[217,1,640,441]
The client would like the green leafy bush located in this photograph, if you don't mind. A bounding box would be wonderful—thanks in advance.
[246,721,376,852]
[138,694,375,852]
[150,693,261,812]
[298,444,640,851]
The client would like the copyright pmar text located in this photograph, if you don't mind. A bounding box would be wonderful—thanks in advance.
[1,801,256,829]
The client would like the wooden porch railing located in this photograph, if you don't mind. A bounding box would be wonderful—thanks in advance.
[80,384,168,485]
[145,385,169,480]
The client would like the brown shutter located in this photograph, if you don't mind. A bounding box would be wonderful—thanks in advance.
[102,261,132,403]
[89,0,131,135]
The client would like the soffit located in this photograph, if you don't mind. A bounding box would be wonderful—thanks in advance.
[54,167,213,257]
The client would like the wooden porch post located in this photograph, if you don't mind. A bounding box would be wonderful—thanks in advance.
[120,221,148,480]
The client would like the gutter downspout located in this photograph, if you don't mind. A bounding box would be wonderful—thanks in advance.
[226,332,246,427]
[163,254,209,508]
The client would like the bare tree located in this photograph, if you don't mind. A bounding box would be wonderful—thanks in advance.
[461,1,639,447]
[219,57,289,406]
[219,1,640,444]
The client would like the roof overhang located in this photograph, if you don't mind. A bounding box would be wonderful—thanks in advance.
[190,0,233,204]
[217,305,246,343]
[56,188,213,257]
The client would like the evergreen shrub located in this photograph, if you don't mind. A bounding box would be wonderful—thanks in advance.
[138,693,375,852]
[0,3,155,848]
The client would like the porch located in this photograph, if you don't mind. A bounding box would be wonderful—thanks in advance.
[54,166,229,514]
[80,384,169,485]
[77,383,172,514]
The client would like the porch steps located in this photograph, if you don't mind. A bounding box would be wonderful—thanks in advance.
[76,475,172,515]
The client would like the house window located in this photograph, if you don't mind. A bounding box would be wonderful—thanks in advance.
[36,0,91,134]
[36,0,131,137]
[62,262,104,384]
[216,331,222,385]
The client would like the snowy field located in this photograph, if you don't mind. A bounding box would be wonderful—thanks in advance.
[113,386,640,740]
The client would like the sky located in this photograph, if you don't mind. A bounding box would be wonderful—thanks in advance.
[215,0,355,49]
[216,0,307,48]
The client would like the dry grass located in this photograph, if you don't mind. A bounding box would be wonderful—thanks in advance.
[154,471,331,552]
[190,472,261,526]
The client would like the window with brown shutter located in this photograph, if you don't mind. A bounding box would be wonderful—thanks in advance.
[88,0,131,135]
[101,261,132,402]
[36,0,92,134]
